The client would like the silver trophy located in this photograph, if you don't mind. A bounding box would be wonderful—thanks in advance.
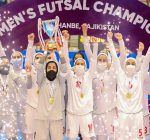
[38,16,63,51]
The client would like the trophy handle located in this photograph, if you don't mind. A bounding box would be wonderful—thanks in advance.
[54,16,63,45]
[57,28,63,46]
[38,18,45,49]
[53,16,59,42]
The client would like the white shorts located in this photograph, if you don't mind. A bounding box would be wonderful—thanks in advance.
[144,114,150,138]
[93,109,117,137]
[66,112,95,138]
[25,105,37,134]
[0,115,17,139]
[118,111,145,140]
[35,119,63,140]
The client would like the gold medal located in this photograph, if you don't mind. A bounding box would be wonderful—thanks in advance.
[126,92,132,100]
[49,96,54,104]
[80,93,84,99]
[37,90,39,95]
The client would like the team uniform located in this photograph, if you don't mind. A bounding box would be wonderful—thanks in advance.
[10,51,27,139]
[83,37,118,139]
[66,70,95,138]
[25,67,39,135]
[25,40,41,136]
[0,42,29,139]
[143,73,150,139]
[108,38,150,140]
[34,55,67,140]
[0,71,30,140]
[0,74,18,139]
[65,38,98,139]
[92,68,117,139]
[129,50,150,139]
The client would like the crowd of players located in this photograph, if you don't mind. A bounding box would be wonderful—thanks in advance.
[0,23,149,140]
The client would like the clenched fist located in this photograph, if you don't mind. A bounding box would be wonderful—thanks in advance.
[114,33,123,41]
[107,32,113,39]
[138,42,144,52]
[62,30,70,40]
[81,23,88,36]
[28,33,35,42]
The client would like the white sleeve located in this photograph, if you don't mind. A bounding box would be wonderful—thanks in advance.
[58,56,68,78]
[92,42,98,60]
[107,38,122,71]
[25,41,35,65]
[0,41,6,57]
[61,40,70,63]
[88,42,98,77]
[61,40,71,74]
[83,37,93,61]
[36,56,46,86]
[135,51,143,72]
[141,46,150,81]
[119,39,126,69]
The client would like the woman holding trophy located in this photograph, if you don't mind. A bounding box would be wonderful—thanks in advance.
[25,16,67,140]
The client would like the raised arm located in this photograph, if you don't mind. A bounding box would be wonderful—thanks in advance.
[107,32,121,70]
[26,33,36,66]
[61,30,72,74]
[25,65,33,89]
[114,33,126,69]
[56,42,68,76]
[140,42,150,81]
[135,42,144,72]
[89,36,98,77]
[36,52,46,86]
[0,41,6,57]
[82,23,93,61]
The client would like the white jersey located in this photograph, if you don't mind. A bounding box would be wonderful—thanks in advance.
[67,71,93,115]
[0,74,17,115]
[35,59,67,120]
[143,72,150,116]
[117,70,143,114]
[63,37,98,115]
[25,41,40,109]
[93,67,117,114]
[26,67,39,108]
[10,69,27,113]
[36,77,64,120]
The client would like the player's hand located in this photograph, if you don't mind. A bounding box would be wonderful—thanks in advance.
[107,32,113,39]
[138,42,144,52]
[81,23,88,36]
[28,33,35,42]
[114,33,123,41]
[62,30,70,41]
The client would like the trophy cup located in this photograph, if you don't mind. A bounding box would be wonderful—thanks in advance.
[38,16,63,52]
